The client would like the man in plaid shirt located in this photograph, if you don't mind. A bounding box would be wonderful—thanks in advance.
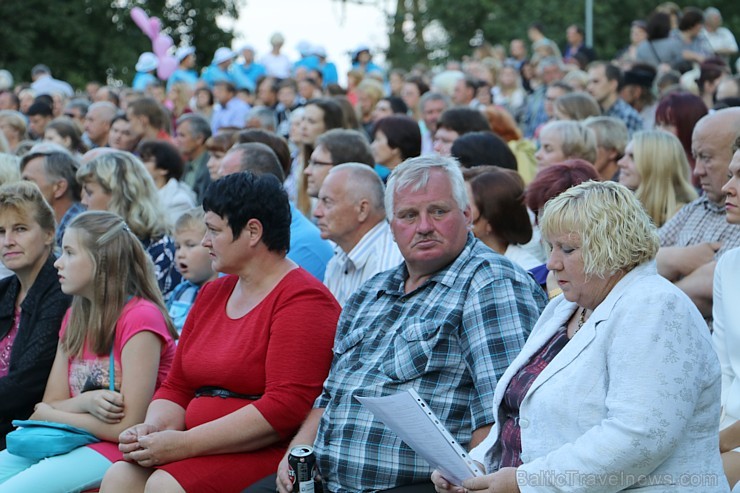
[587,62,643,137]
[256,156,546,493]
[656,108,740,317]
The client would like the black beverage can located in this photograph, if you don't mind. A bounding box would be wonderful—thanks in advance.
[288,445,316,493]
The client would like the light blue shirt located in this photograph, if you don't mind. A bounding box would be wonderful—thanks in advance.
[233,62,266,90]
[167,69,199,92]
[287,202,333,281]
[132,72,157,91]
[210,96,250,134]
[200,65,234,88]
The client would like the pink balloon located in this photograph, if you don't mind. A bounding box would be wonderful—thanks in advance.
[157,56,178,80]
[153,33,173,57]
[148,17,161,41]
[130,7,150,35]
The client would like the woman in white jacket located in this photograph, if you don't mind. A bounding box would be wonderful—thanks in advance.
[713,139,740,491]
[433,181,727,492]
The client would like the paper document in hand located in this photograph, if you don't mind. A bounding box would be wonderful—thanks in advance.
[356,388,483,486]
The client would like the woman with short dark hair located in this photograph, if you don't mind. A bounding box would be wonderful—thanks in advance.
[101,172,340,493]
[371,115,421,172]
[636,12,684,69]
[137,140,196,228]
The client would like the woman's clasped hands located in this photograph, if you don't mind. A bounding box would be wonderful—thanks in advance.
[432,467,520,493]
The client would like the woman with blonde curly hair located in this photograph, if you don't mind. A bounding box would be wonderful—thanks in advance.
[76,151,181,298]
[433,180,725,493]
[617,129,697,227]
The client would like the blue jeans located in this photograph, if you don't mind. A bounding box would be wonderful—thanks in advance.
[0,446,112,492]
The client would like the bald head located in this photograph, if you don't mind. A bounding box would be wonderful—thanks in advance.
[330,163,386,214]
[692,108,740,204]
[314,162,387,252]
[84,101,118,147]
[219,142,284,181]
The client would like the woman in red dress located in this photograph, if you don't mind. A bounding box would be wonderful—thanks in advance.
[101,172,341,493]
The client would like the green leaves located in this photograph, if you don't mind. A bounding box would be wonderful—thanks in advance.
[0,0,241,89]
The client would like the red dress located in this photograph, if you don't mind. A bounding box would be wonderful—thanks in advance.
[153,268,340,492]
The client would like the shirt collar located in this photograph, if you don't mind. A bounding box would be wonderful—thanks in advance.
[700,194,726,213]
[376,233,478,298]
[341,221,391,272]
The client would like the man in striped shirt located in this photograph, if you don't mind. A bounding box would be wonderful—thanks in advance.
[314,163,403,306]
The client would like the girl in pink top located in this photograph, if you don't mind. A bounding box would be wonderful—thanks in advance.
[0,211,177,492]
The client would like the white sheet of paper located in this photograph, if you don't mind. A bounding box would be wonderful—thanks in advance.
[356,389,483,486]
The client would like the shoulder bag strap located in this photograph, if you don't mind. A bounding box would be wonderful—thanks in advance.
[108,295,133,392]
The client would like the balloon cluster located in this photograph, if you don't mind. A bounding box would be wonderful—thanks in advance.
[130,7,178,80]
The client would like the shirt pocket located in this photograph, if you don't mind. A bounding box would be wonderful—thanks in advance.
[380,318,442,382]
[333,326,366,356]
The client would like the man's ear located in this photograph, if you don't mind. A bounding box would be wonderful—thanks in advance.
[357,199,372,223]
[52,179,69,201]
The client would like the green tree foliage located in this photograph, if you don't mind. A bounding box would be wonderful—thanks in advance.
[387,0,740,68]
[0,0,240,90]
[386,0,430,69]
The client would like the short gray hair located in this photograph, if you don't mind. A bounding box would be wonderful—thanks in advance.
[315,128,374,166]
[385,156,468,220]
[329,162,385,212]
[247,106,278,132]
[177,113,212,141]
[228,143,284,182]
[704,7,721,20]
[87,101,117,123]
[583,116,629,154]
[420,91,450,111]
[537,56,565,75]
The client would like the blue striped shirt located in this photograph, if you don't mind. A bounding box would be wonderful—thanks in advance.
[313,234,547,492]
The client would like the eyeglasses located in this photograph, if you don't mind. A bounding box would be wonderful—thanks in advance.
[308,159,334,166]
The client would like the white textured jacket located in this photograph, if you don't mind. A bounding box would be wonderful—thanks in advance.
[713,247,740,433]
[471,262,728,492]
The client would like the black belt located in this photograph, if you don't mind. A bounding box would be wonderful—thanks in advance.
[194,386,262,400]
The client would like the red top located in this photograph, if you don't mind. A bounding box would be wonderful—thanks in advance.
[154,268,340,439]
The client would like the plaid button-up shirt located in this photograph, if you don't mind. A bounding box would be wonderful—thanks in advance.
[659,195,740,257]
[604,98,644,137]
[313,235,547,492]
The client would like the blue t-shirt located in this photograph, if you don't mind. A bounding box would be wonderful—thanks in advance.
[167,69,199,92]
[166,280,202,335]
[287,202,333,281]
[132,72,158,91]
